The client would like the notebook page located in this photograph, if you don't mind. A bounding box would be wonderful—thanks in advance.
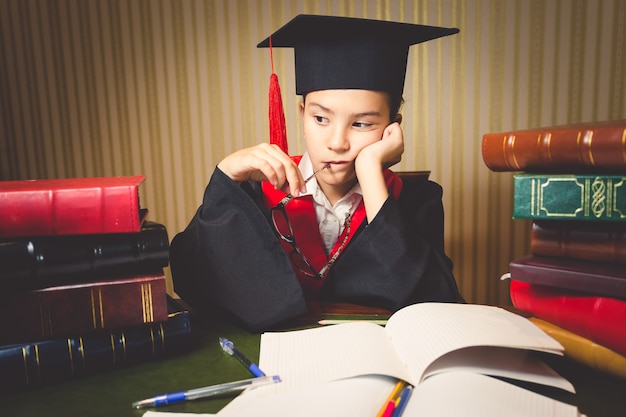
[422,346,574,392]
[384,303,564,383]
[402,371,582,417]
[217,375,397,417]
[259,321,414,391]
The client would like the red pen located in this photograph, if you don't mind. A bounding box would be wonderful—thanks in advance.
[380,400,397,417]
[376,380,406,417]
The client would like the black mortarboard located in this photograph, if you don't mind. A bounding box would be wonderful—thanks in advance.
[258,14,459,98]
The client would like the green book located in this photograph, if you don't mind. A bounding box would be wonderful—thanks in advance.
[513,174,626,221]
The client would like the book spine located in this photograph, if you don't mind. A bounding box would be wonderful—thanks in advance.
[509,254,626,299]
[0,222,170,290]
[0,271,168,344]
[0,176,145,238]
[513,174,626,221]
[481,122,626,172]
[529,317,626,381]
[0,305,192,392]
[509,280,626,357]
[530,221,626,264]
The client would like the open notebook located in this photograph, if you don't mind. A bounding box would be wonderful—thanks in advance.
[217,303,584,417]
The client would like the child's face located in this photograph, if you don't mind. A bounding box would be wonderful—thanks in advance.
[300,89,392,191]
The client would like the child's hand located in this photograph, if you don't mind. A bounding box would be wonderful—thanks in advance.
[355,122,404,173]
[355,122,404,221]
[217,143,306,196]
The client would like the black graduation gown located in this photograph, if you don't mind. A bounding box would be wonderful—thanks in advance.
[169,167,460,332]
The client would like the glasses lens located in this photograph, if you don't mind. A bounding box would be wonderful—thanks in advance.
[271,203,323,280]
[271,208,293,240]
[290,251,320,279]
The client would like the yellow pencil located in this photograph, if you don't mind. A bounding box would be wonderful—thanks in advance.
[376,380,406,417]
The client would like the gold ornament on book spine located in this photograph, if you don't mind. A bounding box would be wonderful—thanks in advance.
[591,177,607,218]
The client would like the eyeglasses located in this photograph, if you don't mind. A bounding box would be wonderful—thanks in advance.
[271,205,351,280]
[269,163,351,280]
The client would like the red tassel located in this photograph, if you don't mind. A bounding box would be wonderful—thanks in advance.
[268,36,288,154]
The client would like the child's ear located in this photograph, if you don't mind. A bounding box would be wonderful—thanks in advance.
[394,113,403,124]
[299,101,305,115]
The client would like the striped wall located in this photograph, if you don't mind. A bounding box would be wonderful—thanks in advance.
[1,0,625,303]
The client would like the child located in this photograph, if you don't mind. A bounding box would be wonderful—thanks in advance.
[170,15,461,331]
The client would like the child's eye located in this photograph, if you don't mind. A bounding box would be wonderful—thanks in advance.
[314,115,329,124]
[353,121,373,129]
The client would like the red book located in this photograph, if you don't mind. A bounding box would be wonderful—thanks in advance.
[0,175,146,238]
[481,119,626,173]
[531,221,626,265]
[509,279,626,357]
[509,254,626,299]
[0,270,168,344]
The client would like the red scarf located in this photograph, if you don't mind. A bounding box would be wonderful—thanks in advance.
[262,156,403,297]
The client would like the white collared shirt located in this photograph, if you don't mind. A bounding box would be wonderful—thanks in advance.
[299,153,363,255]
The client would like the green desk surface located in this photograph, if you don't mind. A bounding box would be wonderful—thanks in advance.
[3,302,626,417]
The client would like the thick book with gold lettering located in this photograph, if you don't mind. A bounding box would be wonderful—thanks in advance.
[0,175,147,238]
[0,296,192,392]
[481,119,626,173]
[0,270,168,344]
[508,279,626,357]
[513,173,626,221]
[0,221,170,291]
[530,220,626,264]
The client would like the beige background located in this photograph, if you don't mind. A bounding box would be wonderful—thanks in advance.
[1,0,625,304]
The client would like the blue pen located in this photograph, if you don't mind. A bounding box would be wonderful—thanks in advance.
[131,375,281,408]
[219,337,266,377]
[390,384,413,417]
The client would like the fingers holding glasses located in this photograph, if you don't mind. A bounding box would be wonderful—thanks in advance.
[217,143,305,195]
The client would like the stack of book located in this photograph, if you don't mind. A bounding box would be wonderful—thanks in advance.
[482,119,626,380]
[0,176,192,392]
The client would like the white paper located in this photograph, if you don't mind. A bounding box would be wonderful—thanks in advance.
[259,303,568,392]
[403,371,582,417]
[384,303,564,383]
[259,321,414,391]
[422,346,575,392]
[216,372,583,417]
[217,375,397,417]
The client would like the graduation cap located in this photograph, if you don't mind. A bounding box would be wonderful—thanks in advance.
[259,14,459,96]
[258,14,459,154]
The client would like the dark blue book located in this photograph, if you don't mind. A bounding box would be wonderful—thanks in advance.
[0,296,192,392]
